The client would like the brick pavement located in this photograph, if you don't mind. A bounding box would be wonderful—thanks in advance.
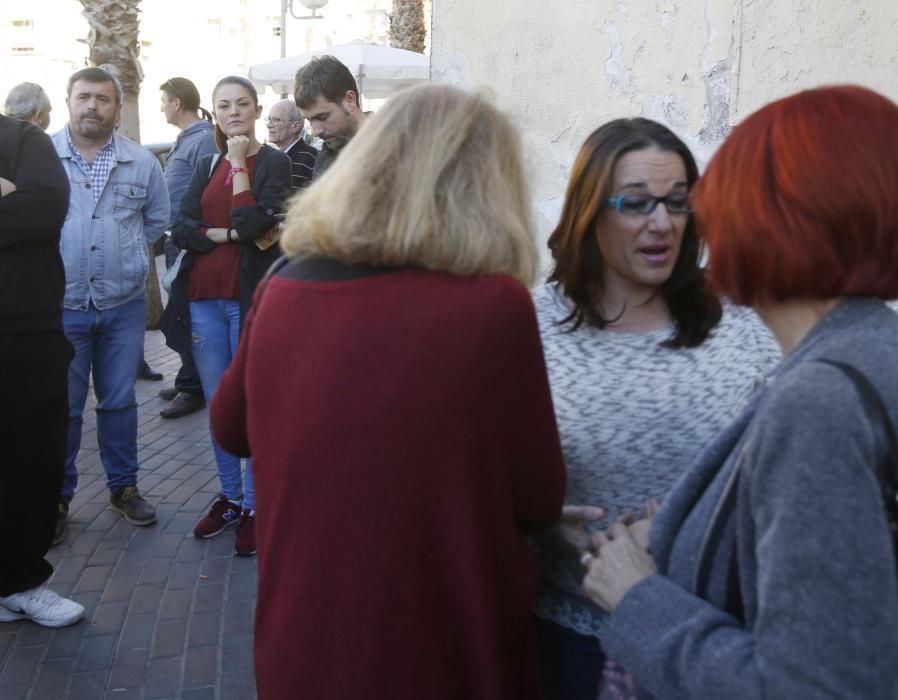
[0,329,257,700]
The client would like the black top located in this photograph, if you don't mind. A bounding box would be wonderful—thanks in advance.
[0,115,70,334]
[311,143,340,180]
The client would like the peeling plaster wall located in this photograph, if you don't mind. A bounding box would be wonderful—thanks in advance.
[431,0,898,249]
[734,0,898,119]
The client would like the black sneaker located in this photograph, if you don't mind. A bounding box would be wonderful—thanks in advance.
[160,392,206,419]
[138,362,163,381]
[158,386,179,401]
[109,486,157,526]
[52,501,68,546]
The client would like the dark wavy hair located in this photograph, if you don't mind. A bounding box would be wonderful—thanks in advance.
[547,118,721,348]
[293,56,360,110]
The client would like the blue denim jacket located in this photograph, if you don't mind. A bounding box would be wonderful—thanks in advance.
[52,128,169,311]
[164,119,216,228]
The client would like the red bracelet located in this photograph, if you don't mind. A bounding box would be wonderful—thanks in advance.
[225,167,249,185]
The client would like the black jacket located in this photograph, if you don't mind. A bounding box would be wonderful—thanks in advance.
[0,116,70,334]
[160,144,291,354]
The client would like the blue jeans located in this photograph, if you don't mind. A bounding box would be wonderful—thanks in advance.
[189,299,254,510]
[62,298,145,501]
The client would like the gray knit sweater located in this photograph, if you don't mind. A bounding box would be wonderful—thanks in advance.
[603,297,898,699]
[531,284,780,637]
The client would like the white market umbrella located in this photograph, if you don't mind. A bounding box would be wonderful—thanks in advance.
[248,40,430,99]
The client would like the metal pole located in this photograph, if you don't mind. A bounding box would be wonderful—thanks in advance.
[280,0,287,59]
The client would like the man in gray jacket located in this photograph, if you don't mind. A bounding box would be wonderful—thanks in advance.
[51,67,169,540]
[156,77,216,419]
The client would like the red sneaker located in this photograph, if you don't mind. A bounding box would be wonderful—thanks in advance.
[194,495,241,539]
[234,510,256,557]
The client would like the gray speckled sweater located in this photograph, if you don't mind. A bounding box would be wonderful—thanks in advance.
[531,284,780,637]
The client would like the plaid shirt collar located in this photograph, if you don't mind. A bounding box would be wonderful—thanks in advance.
[65,126,116,203]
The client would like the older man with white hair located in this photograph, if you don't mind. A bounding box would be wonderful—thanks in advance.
[266,99,317,190]
[4,82,52,131]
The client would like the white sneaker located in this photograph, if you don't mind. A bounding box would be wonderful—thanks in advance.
[0,586,85,628]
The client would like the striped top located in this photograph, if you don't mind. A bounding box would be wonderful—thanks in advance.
[284,138,317,190]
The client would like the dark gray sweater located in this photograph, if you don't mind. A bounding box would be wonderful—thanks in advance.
[603,297,898,699]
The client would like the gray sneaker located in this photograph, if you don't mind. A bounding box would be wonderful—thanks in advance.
[0,586,85,627]
[109,486,157,526]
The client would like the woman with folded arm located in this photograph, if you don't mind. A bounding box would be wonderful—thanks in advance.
[582,85,898,700]
[166,75,290,557]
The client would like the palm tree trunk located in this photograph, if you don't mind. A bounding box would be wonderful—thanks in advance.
[389,0,426,53]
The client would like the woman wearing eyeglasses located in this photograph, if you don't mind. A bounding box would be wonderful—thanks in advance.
[530,118,780,699]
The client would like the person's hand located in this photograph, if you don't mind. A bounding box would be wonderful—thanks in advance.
[226,135,250,166]
[546,504,606,559]
[0,177,16,197]
[581,522,657,612]
[627,518,652,552]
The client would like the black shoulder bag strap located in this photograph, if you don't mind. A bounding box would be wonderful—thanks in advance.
[818,359,898,574]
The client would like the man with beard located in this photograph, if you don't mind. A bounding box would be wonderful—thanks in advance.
[293,56,366,179]
[50,67,169,540]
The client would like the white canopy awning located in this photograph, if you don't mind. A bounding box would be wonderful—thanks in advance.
[248,40,430,99]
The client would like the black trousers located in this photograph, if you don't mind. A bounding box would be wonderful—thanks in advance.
[164,237,202,395]
[0,331,72,596]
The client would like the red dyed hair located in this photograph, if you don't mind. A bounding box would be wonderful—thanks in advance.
[692,85,898,304]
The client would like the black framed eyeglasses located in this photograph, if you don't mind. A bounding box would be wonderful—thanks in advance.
[606,193,693,216]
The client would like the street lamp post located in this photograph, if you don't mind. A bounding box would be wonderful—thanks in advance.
[280,0,330,58]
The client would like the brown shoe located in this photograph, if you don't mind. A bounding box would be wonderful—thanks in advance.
[109,486,157,526]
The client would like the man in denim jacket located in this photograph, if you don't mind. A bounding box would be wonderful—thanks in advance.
[51,67,169,536]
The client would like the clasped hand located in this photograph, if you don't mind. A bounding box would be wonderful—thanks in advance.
[581,520,657,613]
[551,500,659,613]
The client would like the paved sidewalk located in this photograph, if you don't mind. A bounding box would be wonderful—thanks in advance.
[0,329,256,700]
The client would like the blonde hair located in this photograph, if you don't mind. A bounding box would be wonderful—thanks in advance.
[280,83,539,286]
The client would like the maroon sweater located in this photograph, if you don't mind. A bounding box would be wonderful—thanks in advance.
[212,266,566,700]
